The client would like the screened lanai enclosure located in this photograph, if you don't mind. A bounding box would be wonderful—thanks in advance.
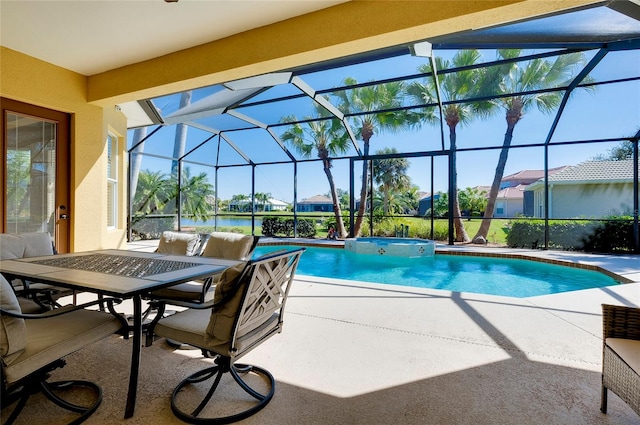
[122,2,640,253]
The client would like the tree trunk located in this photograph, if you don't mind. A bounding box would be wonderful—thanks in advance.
[448,123,469,243]
[473,122,516,243]
[324,160,347,238]
[171,91,192,178]
[353,140,370,237]
[130,127,147,200]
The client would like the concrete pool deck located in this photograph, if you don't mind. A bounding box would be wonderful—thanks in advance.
[109,238,640,424]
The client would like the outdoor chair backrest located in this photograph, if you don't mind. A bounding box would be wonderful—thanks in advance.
[200,231,260,261]
[203,247,304,357]
[0,232,54,260]
[155,231,203,256]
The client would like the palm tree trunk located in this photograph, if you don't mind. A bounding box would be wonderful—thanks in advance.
[473,123,515,243]
[324,160,347,238]
[171,91,192,177]
[448,124,469,243]
[130,127,147,200]
[353,140,370,236]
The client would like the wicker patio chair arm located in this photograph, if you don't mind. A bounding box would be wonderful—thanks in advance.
[602,304,640,341]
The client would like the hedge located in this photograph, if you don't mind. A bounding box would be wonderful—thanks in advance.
[261,216,316,238]
[506,217,635,252]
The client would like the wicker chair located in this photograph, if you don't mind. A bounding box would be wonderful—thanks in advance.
[146,248,304,424]
[600,304,640,417]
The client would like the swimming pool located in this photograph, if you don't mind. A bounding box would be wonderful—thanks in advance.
[253,245,621,298]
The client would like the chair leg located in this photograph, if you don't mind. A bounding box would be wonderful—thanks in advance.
[170,357,276,424]
[2,378,102,425]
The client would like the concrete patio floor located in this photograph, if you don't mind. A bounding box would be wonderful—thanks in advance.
[114,238,640,424]
[9,240,636,424]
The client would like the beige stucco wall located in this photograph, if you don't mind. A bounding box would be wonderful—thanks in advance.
[534,183,637,218]
[1,47,129,251]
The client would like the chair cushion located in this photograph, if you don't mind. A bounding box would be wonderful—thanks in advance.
[0,275,27,365]
[3,308,122,385]
[204,262,247,352]
[201,232,255,260]
[606,337,640,375]
[151,280,216,302]
[157,231,201,256]
[21,232,54,257]
[0,233,26,260]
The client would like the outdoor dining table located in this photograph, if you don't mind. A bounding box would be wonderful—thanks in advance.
[0,249,242,419]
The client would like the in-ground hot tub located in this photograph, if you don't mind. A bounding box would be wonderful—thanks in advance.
[344,237,435,257]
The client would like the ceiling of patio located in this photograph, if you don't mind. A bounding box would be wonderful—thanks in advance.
[120,1,640,169]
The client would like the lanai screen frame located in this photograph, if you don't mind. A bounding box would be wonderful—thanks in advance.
[126,2,640,252]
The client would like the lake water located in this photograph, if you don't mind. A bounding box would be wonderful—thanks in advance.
[181,217,261,228]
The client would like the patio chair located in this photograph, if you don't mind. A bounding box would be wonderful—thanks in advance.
[0,232,75,308]
[145,247,304,424]
[150,231,260,304]
[0,274,128,424]
[600,304,640,418]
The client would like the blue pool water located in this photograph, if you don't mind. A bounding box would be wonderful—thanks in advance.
[253,245,620,298]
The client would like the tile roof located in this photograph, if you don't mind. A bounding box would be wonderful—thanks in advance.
[497,184,527,199]
[547,159,638,183]
[299,194,333,204]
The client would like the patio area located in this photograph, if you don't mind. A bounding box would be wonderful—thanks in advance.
[9,242,640,424]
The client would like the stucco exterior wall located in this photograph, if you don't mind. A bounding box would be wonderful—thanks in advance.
[531,183,636,218]
[1,47,129,251]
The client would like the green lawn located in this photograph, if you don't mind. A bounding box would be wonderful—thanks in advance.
[191,216,510,245]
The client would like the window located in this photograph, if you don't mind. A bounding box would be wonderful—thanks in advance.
[107,134,118,228]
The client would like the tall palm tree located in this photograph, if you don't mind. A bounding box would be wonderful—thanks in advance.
[132,169,173,220]
[179,167,215,222]
[333,78,416,236]
[281,108,350,237]
[255,192,271,212]
[372,147,411,215]
[406,50,492,242]
[458,186,488,218]
[472,50,590,243]
[230,194,250,212]
[171,91,192,177]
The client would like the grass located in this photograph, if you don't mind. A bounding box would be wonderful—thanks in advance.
[190,216,510,245]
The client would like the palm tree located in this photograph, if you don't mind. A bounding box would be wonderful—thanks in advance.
[230,194,250,212]
[472,50,590,243]
[280,108,351,238]
[255,192,271,212]
[179,167,215,222]
[372,148,411,215]
[333,78,416,236]
[171,91,192,177]
[132,169,173,220]
[406,50,492,242]
[458,186,488,218]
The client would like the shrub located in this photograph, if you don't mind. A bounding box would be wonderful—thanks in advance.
[506,217,635,252]
[261,216,316,238]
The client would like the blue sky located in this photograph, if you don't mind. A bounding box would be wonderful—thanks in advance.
[131,48,640,204]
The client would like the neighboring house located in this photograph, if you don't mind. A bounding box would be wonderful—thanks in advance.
[499,167,569,217]
[265,198,289,212]
[526,160,639,218]
[296,195,334,212]
[418,192,441,216]
[494,184,527,218]
[228,197,289,212]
